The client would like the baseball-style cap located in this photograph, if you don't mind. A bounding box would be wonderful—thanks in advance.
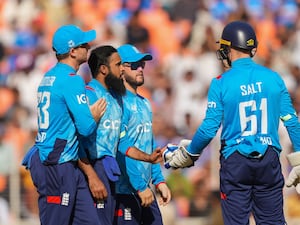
[117,44,152,63]
[52,24,96,55]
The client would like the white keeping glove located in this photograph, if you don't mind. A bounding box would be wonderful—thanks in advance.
[286,151,300,194]
[163,139,196,169]
[163,144,178,166]
[163,140,192,168]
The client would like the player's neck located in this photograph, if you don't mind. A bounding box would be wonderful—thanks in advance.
[59,58,80,71]
[125,83,137,95]
[97,77,109,90]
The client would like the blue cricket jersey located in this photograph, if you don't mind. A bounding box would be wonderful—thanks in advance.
[79,79,124,159]
[35,62,96,164]
[116,90,165,194]
[188,57,300,159]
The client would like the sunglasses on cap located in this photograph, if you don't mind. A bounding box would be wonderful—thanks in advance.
[123,61,146,70]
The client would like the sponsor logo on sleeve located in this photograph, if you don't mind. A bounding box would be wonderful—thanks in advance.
[207,101,217,108]
[76,94,87,104]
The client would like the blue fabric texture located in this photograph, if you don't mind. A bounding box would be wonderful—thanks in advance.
[22,145,39,169]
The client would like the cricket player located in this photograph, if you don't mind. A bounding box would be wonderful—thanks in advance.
[78,45,162,225]
[114,44,171,225]
[21,24,107,225]
[163,20,300,225]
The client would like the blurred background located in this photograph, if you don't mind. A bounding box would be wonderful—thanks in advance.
[1,0,300,224]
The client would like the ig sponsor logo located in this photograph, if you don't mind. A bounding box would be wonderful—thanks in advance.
[76,94,87,104]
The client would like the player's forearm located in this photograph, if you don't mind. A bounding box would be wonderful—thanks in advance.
[284,116,300,151]
[126,147,151,162]
[78,158,98,180]
[188,126,213,155]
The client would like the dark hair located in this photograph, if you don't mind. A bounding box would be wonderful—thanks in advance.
[52,47,69,60]
[88,45,117,78]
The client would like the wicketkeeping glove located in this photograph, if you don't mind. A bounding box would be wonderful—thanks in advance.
[163,144,178,167]
[163,139,198,169]
[286,151,300,194]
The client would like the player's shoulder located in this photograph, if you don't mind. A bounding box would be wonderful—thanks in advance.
[211,72,228,84]
[259,64,279,76]
[85,80,96,92]
[251,62,282,82]
[136,93,145,100]
[42,66,82,88]
[54,63,84,82]
[212,66,233,80]
[85,85,96,99]
[85,80,99,98]
[123,90,137,102]
[87,79,111,102]
[215,74,224,80]
[136,93,152,105]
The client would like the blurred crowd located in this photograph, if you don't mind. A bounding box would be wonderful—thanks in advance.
[1,0,300,224]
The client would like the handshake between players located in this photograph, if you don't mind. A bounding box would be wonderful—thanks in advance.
[162,139,200,169]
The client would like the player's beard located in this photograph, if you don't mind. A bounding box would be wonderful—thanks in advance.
[105,71,126,96]
[124,73,144,88]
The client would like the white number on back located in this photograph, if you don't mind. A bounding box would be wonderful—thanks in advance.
[239,98,267,136]
[37,91,50,129]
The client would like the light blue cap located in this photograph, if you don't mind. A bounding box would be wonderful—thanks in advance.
[117,44,152,63]
[52,24,96,55]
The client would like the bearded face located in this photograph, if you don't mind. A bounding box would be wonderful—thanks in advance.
[105,70,126,96]
[123,71,144,88]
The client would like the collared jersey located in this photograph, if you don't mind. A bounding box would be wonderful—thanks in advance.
[35,62,96,164]
[116,90,165,194]
[80,79,123,159]
[188,57,300,159]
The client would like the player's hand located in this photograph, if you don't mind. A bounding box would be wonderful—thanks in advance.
[78,158,108,200]
[87,173,108,200]
[156,183,171,206]
[148,147,162,164]
[163,139,195,169]
[286,166,300,193]
[286,151,300,194]
[90,98,107,122]
[138,188,154,207]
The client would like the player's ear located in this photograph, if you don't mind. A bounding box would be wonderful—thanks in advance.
[250,48,257,57]
[69,48,77,58]
[99,64,108,75]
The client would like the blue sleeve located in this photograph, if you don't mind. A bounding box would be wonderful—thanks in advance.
[151,163,165,185]
[63,76,96,136]
[118,104,133,154]
[77,86,98,159]
[125,157,148,192]
[188,78,222,155]
[280,83,300,151]
[86,87,98,105]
